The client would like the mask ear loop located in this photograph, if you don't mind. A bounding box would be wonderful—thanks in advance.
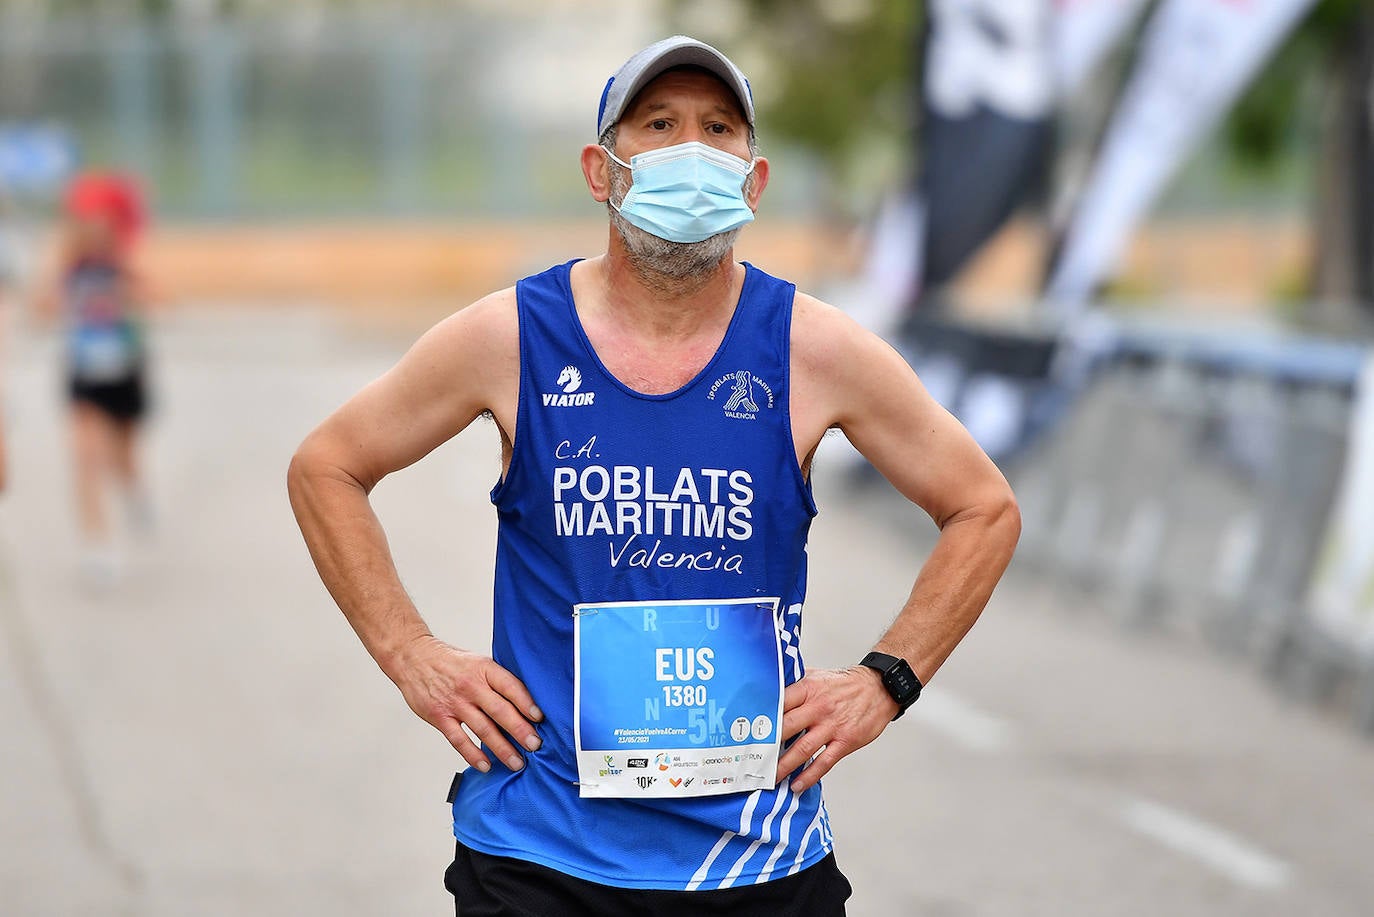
[602,145,632,171]
[601,145,632,214]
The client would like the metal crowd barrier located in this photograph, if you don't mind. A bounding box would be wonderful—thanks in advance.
[969,318,1374,735]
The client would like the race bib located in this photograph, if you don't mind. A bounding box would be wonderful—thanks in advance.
[573,597,783,799]
[72,327,135,382]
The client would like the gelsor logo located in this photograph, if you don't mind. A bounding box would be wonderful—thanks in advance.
[543,365,596,407]
[627,757,649,769]
[707,369,774,420]
[635,776,656,790]
[598,754,623,777]
[655,753,672,772]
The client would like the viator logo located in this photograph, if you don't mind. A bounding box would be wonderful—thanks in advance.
[543,365,596,407]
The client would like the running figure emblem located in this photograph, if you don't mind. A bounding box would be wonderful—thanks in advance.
[722,370,758,413]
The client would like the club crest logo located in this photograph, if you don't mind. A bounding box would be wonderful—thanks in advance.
[707,369,774,421]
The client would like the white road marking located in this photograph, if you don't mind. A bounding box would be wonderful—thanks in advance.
[908,690,1015,752]
[1119,797,1293,891]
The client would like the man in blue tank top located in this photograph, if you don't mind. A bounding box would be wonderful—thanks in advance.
[290,35,1020,915]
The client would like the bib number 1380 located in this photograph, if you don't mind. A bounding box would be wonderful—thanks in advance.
[662,684,709,708]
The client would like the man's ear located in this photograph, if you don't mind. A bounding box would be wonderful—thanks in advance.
[581,144,614,203]
[745,157,770,213]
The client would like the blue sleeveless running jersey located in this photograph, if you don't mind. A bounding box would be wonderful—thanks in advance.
[451,260,833,891]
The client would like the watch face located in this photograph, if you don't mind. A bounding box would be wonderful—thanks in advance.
[885,664,922,703]
[861,653,921,708]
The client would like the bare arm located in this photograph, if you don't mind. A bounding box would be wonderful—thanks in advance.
[287,289,542,773]
[779,295,1021,790]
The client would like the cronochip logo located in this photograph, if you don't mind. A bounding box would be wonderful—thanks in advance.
[706,369,774,420]
[543,365,595,407]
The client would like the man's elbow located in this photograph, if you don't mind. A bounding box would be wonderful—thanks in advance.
[992,487,1022,555]
[286,437,322,507]
[288,432,343,501]
[288,430,376,504]
[941,484,1021,554]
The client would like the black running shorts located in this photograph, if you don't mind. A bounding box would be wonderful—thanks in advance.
[69,370,147,422]
[444,840,852,916]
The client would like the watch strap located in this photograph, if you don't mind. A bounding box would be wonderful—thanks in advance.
[859,651,923,720]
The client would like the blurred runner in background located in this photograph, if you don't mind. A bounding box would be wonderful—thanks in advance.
[35,171,152,581]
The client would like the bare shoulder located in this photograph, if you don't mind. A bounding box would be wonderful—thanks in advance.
[790,291,911,392]
[787,290,924,447]
[430,286,518,358]
[378,285,521,424]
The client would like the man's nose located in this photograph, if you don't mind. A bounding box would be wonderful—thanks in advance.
[678,123,709,145]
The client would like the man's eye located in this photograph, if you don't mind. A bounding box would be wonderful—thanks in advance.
[708,124,728,134]
[650,119,670,130]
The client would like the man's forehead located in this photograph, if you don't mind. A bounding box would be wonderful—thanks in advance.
[621,67,748,122]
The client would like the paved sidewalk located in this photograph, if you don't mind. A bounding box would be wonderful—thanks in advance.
[2,308,1372,916]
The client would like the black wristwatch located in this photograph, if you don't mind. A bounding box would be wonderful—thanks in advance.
[860,652,923,720]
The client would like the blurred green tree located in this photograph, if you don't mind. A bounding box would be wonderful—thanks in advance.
[1225,0,1364,170]
[1224,0,1372,313]
[665,0,920,188]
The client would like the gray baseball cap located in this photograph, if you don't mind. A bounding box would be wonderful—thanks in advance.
[596,35,755,138]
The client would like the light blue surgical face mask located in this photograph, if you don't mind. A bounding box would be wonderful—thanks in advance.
[605,141,756,244]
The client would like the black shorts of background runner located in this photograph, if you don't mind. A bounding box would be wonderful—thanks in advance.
[68,369,148,422]
[445,841,852,916]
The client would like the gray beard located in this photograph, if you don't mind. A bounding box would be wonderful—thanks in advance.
[607,163,739,281]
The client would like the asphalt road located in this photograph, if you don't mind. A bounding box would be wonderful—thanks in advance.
[2,308,1372,916]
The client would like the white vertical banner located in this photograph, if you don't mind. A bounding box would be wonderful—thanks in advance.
[925,0,1056,124]
[1052,0,1151,96]
[1044,0,1317,312]
[1309,354,1374,652]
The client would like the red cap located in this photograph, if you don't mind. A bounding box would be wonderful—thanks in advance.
[64,171,145,251]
